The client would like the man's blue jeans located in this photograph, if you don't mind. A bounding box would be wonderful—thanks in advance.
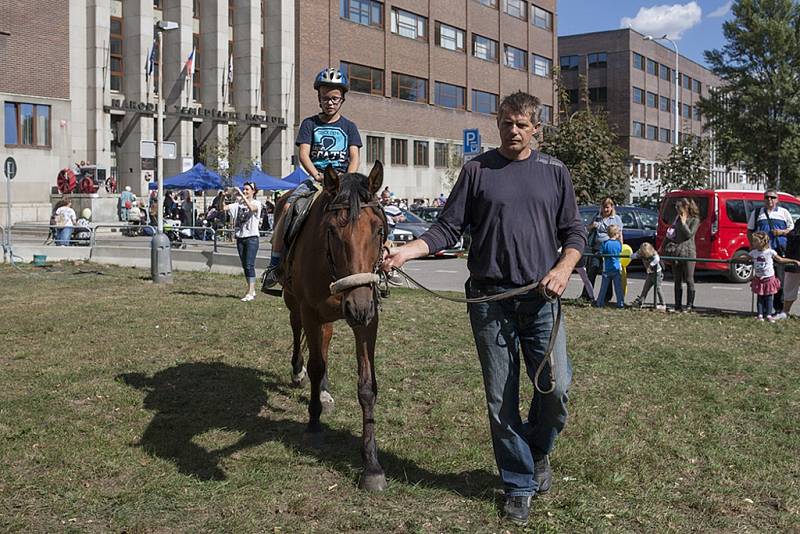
[466,281,572,497]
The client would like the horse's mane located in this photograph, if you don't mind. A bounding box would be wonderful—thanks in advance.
[330,173,375,225]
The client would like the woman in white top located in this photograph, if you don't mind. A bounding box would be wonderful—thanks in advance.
[54,199,77,246]
[224,182,263,301]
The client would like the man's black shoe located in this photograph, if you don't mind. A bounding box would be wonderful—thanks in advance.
[534,455,553,494]
[261,264,281,293]
[503,495,531,526]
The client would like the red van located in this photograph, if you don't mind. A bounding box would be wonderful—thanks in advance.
[656,189,800,282]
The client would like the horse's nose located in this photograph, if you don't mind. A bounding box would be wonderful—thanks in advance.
[343,288,375,326]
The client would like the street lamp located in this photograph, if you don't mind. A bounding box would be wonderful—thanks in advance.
[644,34,679,146]
[151,19,178,284]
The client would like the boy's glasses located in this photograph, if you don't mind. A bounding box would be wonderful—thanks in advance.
[319,96,343,104]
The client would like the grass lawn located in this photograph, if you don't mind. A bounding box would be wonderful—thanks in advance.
[0,262,798,533]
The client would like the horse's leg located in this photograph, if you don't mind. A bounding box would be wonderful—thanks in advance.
[354,319,387,491]
[289,305,306,386]
[302,318,327,448]
[319,323,335,412]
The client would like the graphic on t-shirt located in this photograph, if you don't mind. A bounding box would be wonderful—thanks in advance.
[311,126,348,172]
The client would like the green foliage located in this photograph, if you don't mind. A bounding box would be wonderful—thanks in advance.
[198,125,259,187]
[659,136,712,191]
[699,0,800,192]
[541,73,629,204]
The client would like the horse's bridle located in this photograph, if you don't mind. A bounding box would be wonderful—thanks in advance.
[325,199,389,296]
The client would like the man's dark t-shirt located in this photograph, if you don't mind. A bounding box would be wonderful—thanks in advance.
[295,115,362,173]
[420,149,586,286]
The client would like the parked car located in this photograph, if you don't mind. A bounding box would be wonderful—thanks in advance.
[579,205,658,253]
[410,206,443,223]
[656,189,800,282]
[386,208,464,256]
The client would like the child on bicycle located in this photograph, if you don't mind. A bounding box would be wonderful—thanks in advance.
[262,67,362,290]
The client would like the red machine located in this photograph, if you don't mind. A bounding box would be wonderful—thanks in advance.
[56,164,116,194]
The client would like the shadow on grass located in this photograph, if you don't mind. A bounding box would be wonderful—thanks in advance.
[117,362,496,499]
[171,290,242,299]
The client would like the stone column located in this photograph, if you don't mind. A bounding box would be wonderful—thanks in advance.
[264,0,295,177]
[162,0,194,178]
[69,0,88,166]
[85,1,113,173]
[197,1,229,171]
[117,0,155,195]
[232,0,262,174]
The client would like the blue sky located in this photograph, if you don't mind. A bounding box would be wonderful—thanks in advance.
[557,1,734,66]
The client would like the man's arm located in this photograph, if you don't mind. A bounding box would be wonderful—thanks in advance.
[540,247,582,297]
[297,144,321,181]
[382,239,430,271]
[346,145,360,173]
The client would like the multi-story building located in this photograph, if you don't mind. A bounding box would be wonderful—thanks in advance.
[1,0,559,225]
[558,28,753,203]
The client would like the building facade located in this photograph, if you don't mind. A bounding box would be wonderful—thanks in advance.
[558,29,754,204]
[2,0,558,224]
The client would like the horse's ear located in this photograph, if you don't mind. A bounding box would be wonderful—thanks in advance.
[366,161,383,195]
[322,165,339,194]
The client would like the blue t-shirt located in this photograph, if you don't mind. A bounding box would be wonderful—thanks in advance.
[295,115,362,173]
[601,239,622,273]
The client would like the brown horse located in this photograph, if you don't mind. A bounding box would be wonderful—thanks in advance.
[281,161,388,491]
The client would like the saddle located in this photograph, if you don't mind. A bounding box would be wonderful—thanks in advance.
[284,179,322,250]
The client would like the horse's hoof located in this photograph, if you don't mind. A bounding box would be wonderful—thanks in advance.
[291,366,307,386]
[320,390,335,413]
[358,472,388,492]
[302,430,324,449]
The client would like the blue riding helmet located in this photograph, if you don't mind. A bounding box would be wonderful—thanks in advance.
[314,67,349,93]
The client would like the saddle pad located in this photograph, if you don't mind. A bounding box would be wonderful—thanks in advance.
[284,182,322,248]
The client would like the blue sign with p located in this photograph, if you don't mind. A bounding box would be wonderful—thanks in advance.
[463,129,481,156]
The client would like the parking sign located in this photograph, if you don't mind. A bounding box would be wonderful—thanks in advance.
[463,128,481,156]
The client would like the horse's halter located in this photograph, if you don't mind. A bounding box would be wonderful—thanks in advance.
[325,198,389,296]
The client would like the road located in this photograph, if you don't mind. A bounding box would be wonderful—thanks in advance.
[396,257,798,317]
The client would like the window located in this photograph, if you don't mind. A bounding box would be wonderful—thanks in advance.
[229,0,234,25]
[153,0,161,8]
[476,0,498,8]
[659,127,671,143]
[660,95,670,112]
[646,58,657,75]
[110,17,123,92]
[693,105,701,121]
[391,138,408,165]
[414,140,429,166]
[391,72,427,102]
[472,34,498,62]
[341,62,383,95]
[660,64,670,81]
[567,89,579,104]
[192,33,201,100]
[540,104,552,124]
[682,74,691,89]
[531,5,552,30]
[693,79,701,93]
[472,89,498,114]
[193,0,200,18]
[532,54,551,77]
[434,142,450,167]
[587,52,607,68]
[560,55,579,71]
[646,124,657,140]
[726,200,747,223]
[366,136,384,164]
[682,103,691,118]
[391,8,426,41]
[646,91,657,108]
[633,52,644,70]
[589,87,607,103]
[435,22,464,52]
[4,102,51,148]
[434,81,466,109]
[504,45,527,71]
[504,0,527,20]
[632,86,643,104]
[340,0,383,28]
[632,121,644,138]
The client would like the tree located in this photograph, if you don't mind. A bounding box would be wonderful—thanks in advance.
[658,136,711,191]
[699,0,800,192]
[198,125,259,187]
[540,72,629,204]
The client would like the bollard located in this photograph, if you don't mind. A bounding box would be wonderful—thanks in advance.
[150,232,173,283]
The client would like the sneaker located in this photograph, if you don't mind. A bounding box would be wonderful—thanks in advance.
[534,455,553,494]
[766,315,776,323]
[260,264,282,293]
[756,315,764,321]
[773,312,788,321]
[241,293,255,302]
[656,304,667,311]
[503,495,531,526]
[631,296,643,308]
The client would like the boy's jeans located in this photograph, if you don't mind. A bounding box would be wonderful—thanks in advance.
[467,281,572,497]
[597,270,624,308]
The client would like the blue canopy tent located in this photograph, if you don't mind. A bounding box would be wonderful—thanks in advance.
[232,167,298,191]
[148,163,224,191]
[282,167,310,185]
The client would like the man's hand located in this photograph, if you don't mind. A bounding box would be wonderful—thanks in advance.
[381,240,430,272]
[539,264,572,298]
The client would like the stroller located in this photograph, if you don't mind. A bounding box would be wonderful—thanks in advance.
[162,219,185,248]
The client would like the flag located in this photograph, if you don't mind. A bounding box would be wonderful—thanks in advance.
[145,38,156,82]
[184,47,195,76]
[227,54,233,84]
